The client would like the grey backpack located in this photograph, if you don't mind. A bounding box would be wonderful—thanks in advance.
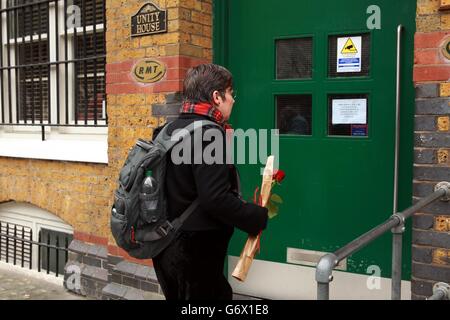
[110,120,222,259]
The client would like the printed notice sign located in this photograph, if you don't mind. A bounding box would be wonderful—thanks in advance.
[332,99,367,124]
[337,36,362,73]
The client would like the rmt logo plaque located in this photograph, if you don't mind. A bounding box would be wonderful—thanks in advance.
[131,3,167,37]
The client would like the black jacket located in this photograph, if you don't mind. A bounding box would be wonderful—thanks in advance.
[155,113,268,236]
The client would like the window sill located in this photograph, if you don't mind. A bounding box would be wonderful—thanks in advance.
[0,131,108,164]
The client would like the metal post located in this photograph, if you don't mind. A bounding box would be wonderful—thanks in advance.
[393,24,402,215]
[55,236,59,277]
[391,220,404,300]
[29,229,33,270]
[317,283,330,300]
[391,24,403,301]
[315,253,338,300]
[21,226,24,268]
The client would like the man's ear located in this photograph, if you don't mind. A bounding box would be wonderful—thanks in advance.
[212,90,221,105]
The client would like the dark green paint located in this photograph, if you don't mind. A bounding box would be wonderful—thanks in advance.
[214,0,415,279]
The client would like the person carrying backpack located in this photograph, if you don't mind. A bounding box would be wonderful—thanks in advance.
[152,64,268,300]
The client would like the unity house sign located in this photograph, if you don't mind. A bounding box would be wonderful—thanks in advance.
[131,3,167,37]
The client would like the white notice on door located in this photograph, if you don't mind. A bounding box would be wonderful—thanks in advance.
[332,99,367,124]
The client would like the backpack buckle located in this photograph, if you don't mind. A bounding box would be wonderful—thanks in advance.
[157,221,174,237]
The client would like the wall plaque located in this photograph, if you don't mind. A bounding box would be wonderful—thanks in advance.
[132,59,166,83]
[131,3,167,37]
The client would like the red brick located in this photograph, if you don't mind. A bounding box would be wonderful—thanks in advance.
[165,68,181,80]
[88,234,108,246]
[162,56,208,69]
[106,83,139,94]
[165,68,188,81]
[414,66,450,82]
[162,56,180,69]
[179,68,188,79]
[152,80,183,93]
[415,49,440,65]
[105,57,207,94]
[106,61,135,73]
[415,32,450,49]
[108,244,152,266]
[74,231,108,246]
[74,231,89,242]
[107,245,119,256]
[106,72,132,84]
[179,56,209,68]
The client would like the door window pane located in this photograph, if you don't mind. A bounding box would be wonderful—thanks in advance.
[276,38,313,79]
[276,95,312,135]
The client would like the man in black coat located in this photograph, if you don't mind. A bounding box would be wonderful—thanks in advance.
[152,64,268,300]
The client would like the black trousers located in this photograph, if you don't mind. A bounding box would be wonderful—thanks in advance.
[153,228,234,300]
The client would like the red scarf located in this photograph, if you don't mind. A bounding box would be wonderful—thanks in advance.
[181,102,225,125]
[181,102,234,146]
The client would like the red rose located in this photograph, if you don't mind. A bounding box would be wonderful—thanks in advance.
[273,169,285,183]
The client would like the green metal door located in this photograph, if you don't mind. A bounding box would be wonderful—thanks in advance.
[214,0,416,295]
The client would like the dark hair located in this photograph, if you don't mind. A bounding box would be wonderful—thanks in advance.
[183,64,233,104]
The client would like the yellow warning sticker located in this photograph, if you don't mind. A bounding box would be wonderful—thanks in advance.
[337,36,362,73]
[341,38,358,54]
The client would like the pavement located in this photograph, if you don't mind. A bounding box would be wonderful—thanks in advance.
[0,261,87,300]
[0,261,262,301]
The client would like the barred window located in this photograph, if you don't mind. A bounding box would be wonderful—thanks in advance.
[0,0,106,136]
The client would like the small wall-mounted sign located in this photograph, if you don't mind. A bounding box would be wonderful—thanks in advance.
[442,38,450,60]
[131,3,167,37]
[132,59,166,83]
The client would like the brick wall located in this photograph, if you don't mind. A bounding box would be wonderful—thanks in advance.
[105,0,211,248]
[412,0,450,300]
[0,0,214,299]
[0,156,112,239]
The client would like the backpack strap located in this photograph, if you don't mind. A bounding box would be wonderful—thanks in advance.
[136,198,200,242]
[155,120,222,152]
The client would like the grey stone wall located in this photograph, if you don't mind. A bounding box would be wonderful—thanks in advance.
[64,240,164,300]
[412,83,450,300]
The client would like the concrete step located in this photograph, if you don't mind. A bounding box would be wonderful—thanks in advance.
[102,283,165,300]
[110,260,162,294]
[233,293,263,300]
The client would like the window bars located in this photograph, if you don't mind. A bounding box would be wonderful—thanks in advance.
[0,0,107,140]
[0,220,72,277]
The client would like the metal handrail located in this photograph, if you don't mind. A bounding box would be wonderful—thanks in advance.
[315,181,450,300]
[427,282,450,300]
